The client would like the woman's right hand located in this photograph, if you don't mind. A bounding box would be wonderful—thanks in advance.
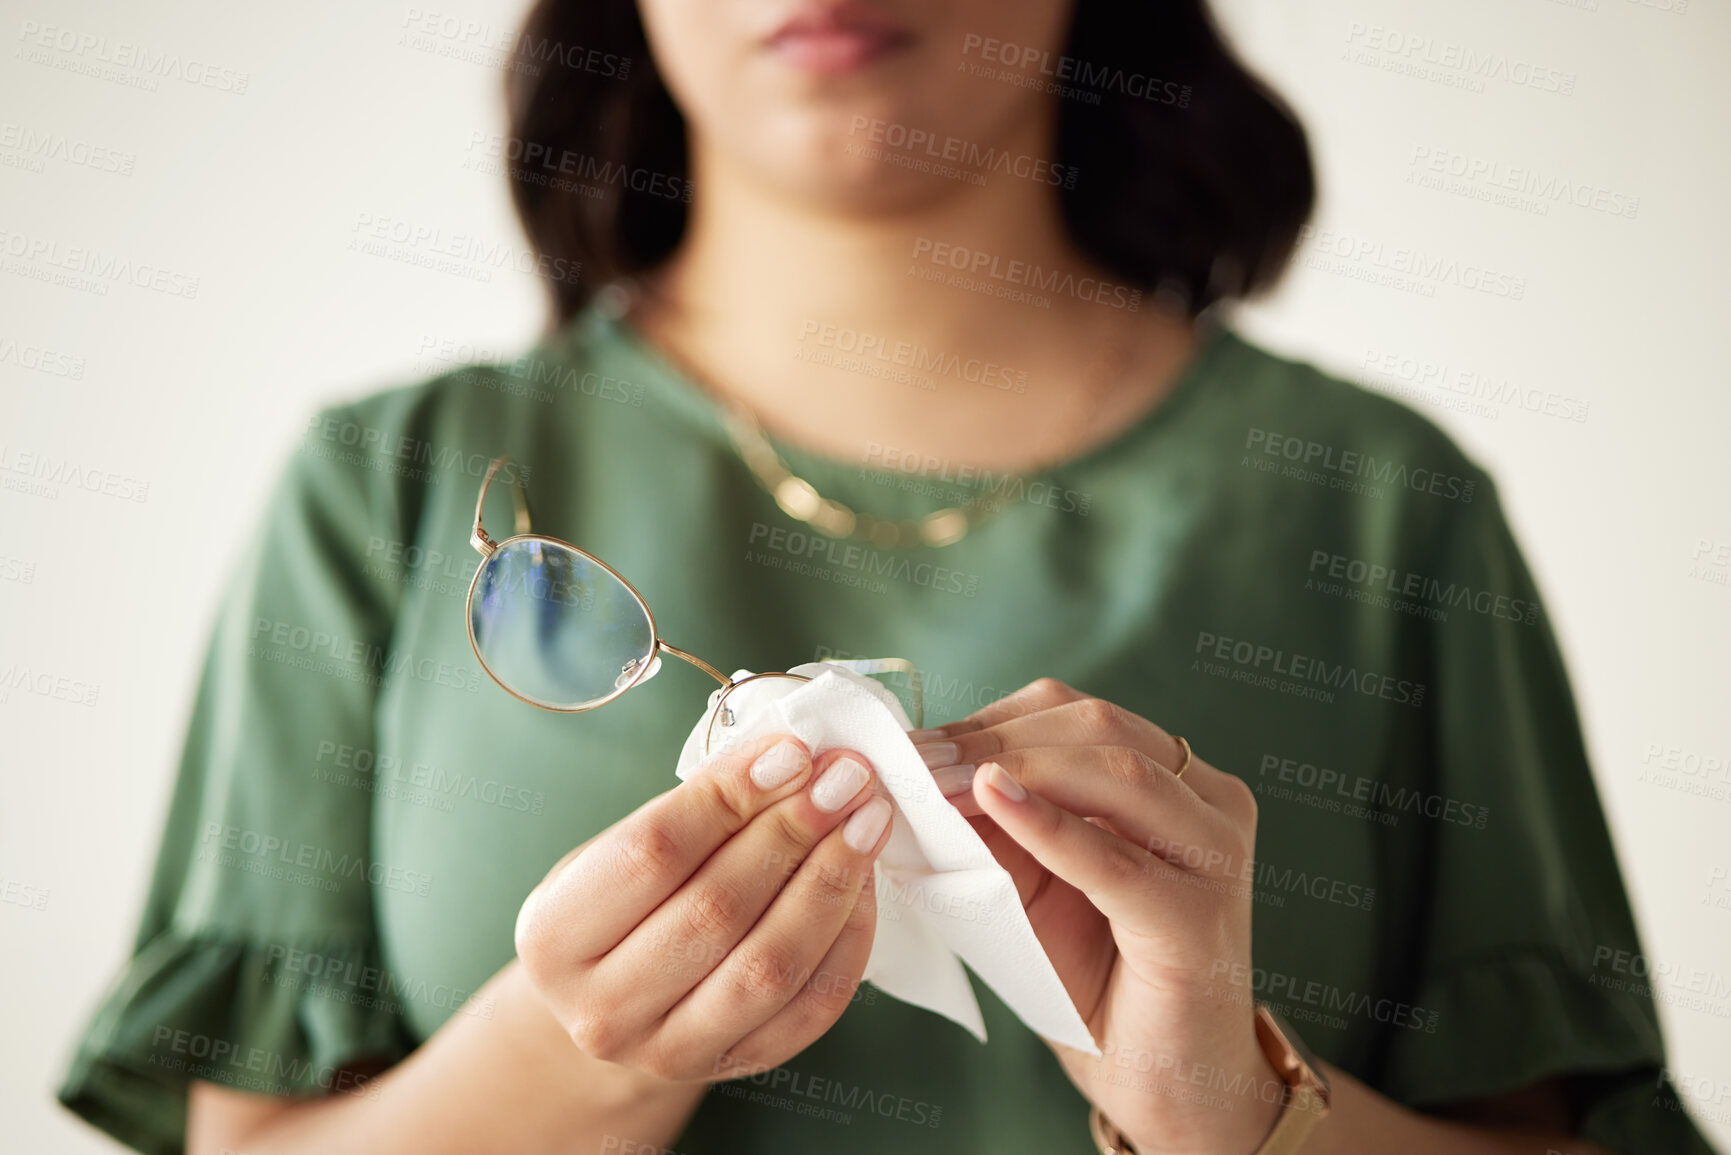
[514,733,893,1085]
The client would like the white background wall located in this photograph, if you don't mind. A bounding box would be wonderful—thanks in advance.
[2,0,1726,1150]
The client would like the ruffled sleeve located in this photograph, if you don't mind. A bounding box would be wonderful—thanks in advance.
[58,404,424,1154]
[1378,477,1717,1152]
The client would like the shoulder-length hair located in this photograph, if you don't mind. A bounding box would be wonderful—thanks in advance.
[503,0,1314,325]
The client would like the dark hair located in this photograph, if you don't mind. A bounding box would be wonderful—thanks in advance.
[504,0,1314,326]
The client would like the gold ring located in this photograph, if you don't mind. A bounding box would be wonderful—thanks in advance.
[1172,735,1192,781]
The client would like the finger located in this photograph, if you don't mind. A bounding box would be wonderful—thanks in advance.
[907,677,1086,743]
[932,746,1232,866]
[597,749,880,1018]
[664,791,892,1059]
[513,835,597,948]
[916,697,1240,814]
[970,761,1166,934]
[531,733,815,961]
[720,864,881,1078]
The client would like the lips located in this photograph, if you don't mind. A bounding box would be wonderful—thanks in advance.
[766,3,913,73]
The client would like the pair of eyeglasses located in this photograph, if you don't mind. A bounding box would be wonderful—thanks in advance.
[465,456,923,753]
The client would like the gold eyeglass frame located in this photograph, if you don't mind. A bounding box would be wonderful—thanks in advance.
[465,455,923,753]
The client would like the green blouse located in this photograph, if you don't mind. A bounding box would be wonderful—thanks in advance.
[59,300,1717,1154]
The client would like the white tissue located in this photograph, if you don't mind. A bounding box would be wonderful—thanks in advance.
[674,663,1100,1055]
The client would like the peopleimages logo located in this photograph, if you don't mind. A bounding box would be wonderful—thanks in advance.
[1295,225,1526,300]
[909,237,1141,311]
[1243,427,1477,503]
[1342,22,1576,95]
[0,662,100,707]
[0,228,200,299]
[199,823,434,898]
[0,335,86,378]
[302,413,533,483]
[0,445,149,502]
[262,943,495,1019]
[0,122,135,174]
[845,116,1077,188]
[1589,947,1731,1018]
[1194,629,1427,708]
[959,34,1192,107]
[1257,753,1490,830]
[149,1028,380,1100]
[1407,145,1640,220]
[746,523,980,598]
[466,132,691,202]
[1306,549,1539,625]
[399,7,630,78]
[1207,960,1439,1032]
[860,442,1090,516]
[709,1055,945,1128]
[1359,346,1590,424]
[1141,835,1377,911]
[15,20,251,94]
[797,320,1027,393]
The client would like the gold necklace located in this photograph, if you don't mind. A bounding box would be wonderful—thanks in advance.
[615,281,1139,550]
[721,402,974,548]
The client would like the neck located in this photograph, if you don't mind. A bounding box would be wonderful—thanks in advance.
[630,114,1198,474]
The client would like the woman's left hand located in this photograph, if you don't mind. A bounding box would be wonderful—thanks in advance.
[910,678,1283,1155]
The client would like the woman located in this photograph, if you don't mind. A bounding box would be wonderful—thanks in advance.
[59,1,1715,1153]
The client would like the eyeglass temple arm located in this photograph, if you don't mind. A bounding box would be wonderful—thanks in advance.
[471,455,534,557]
[657,641,732,688]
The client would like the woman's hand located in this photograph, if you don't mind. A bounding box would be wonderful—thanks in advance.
[514,733,893,1085]
[911,679,1284,1155]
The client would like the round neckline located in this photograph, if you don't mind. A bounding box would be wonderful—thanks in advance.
[583,299,1236,492]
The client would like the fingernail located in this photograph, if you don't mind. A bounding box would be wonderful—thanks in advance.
[981,762,1026,802]
[812,757,871,812]
[906,727,948,744]
[915,741,959,769]
[931,764,977,797]
[751,741,808,790]
[842,797,892,852]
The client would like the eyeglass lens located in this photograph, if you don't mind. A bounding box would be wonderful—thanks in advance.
[469,538,656,709]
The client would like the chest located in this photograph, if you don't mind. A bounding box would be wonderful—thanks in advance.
[363,482,1406,1058]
